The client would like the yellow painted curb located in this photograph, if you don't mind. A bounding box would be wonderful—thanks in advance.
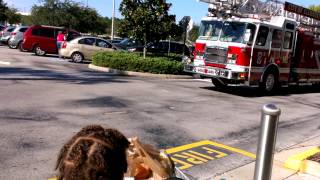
[166,140,256,159]
[284,147,320,177]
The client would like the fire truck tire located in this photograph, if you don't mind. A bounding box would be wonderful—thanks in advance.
[260,71,279,94]
[211,78,226,88]
[312,82,320,88]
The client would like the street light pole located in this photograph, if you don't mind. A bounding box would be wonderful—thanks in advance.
[111,0,115,40]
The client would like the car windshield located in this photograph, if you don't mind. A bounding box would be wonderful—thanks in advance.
[119,38,131,45]
[199,20,223,41]
[219,22,247,43]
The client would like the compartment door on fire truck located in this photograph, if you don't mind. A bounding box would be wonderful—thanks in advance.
[271,23,295,83]
[291,31,317,83]
[250,25,270,84]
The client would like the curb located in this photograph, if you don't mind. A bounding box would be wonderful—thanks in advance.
[88,64,193,79]
[284,147,320,177]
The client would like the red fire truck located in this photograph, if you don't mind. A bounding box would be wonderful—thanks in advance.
[185,0,320,93]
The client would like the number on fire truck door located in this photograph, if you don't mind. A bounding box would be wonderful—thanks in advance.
[257,52,263,65]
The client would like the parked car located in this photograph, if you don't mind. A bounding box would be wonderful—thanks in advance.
[0,25,5,31]
[0,26,16,44]
[128,40,191,56]
[109,38,123,44]
[113,38,143,51]
[22,25,80,56]
[8,26,29,49]
[59,36,118,63]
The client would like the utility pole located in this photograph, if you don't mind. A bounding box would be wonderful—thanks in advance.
[111,0,115,40]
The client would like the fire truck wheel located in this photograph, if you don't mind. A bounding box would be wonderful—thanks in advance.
[211,78,226,88]
[260,71,279,93]
[312,82,320,88]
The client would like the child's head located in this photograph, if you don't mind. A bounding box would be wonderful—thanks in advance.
[55,125,129,180]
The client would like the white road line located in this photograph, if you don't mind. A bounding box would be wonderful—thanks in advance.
[0,61,11,65]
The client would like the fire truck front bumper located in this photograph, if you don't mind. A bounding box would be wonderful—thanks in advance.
[191,65,248,81]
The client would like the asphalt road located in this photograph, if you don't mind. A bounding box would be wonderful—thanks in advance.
[0,45,319,180]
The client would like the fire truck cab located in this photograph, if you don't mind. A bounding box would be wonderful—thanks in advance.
[185,1,320,93]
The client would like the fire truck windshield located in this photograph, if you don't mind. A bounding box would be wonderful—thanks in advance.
[199,20,223,40]
[220,22,247,43]
[199,20,256,44]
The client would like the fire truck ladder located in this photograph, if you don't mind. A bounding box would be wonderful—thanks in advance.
[198,0,285,18]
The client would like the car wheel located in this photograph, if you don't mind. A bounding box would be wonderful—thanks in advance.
[211,78,227,89]
[259,71,279,94]
[18,42,25,52]
[8,42,17,49]
[34,45,46,56]
[71,52,84,63]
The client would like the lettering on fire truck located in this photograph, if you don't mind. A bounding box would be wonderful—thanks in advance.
[166,140,255,170]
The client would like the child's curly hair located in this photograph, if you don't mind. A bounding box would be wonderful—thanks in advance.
[55,125,129,180]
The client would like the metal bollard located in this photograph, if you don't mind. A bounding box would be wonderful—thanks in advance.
[253,104,281,180]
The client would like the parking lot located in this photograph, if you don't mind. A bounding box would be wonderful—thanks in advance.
[0,45,320,180]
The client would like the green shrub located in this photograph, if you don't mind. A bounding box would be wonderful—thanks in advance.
[92,51,184,75]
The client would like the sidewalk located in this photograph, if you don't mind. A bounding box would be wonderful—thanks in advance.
[214,135,320,180]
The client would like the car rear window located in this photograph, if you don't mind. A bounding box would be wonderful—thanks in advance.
[96,39,112,48]
[40,28,55,38]
[66,31,80,41]
[32,29,40,36]
[78,38,95,46]
[31,28,54,38]
[7,28,15,32]
[19,28,28,32]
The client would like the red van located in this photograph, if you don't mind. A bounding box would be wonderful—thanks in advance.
[22,25,80,56]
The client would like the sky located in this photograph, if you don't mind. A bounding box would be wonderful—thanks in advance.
[4,0,320,24]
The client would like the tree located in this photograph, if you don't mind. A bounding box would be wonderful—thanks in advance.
[0,0,8,23]
[189,25,199,42]
[20,15,33,25]
[104,17,123,36]
[5,8,21,24]
[309,5,320,12]
[169,22,183,41]
[30,0,109,34]
[118,0,180,57]
[170,17,198,43]
[0,0,21,24]
[179,16,190,55]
